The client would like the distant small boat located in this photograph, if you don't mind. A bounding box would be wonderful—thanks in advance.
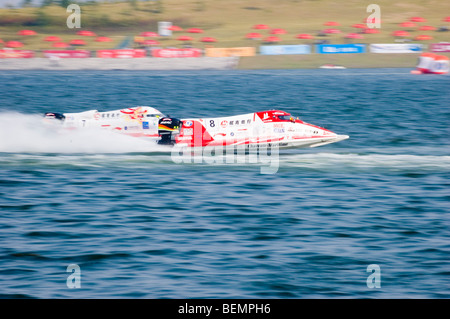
[319,64,346,69]
[411,53,449,75]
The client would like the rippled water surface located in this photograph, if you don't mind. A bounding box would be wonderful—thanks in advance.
[0,69,449,298]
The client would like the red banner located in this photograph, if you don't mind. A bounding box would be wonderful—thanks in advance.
[96,49,146,58]
[430,43,450,53]
[43,50,91,58]
[0,50,34,58]
[152,48,202,58]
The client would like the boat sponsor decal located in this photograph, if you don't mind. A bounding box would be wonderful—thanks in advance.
[120,107,148,121]
[256,111,291,123]
[158,124,178,131]
[183,128,193,135]
[124,125,139,131]
[184,120,193,127]
[177,135,193,141]
[228,119,252,125]
[220,120,228,128]
[160,119,173,125]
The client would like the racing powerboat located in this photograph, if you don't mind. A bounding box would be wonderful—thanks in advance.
[44,106,349,149]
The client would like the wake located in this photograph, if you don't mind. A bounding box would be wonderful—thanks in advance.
[278,152,450,172]
[0,112,167,153]
[1,112,448,173]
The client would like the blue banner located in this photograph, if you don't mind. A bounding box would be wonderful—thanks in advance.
[316,44,366,54]
[259,45,311,55]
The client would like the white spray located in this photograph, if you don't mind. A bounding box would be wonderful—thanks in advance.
[0,112,166,153]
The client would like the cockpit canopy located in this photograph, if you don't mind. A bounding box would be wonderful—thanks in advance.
[256,110,301,123]
[277,115,295,121]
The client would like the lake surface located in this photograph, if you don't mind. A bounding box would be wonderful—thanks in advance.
[0,69,449,298]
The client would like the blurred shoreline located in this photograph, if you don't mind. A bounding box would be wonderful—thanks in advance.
[1,53,446,70]
[0,57,239,70]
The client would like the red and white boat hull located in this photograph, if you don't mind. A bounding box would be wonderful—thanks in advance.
[175,110,348,149]
[45,107,349,150]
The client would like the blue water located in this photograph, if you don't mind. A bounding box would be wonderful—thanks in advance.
[0,69,449,298]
